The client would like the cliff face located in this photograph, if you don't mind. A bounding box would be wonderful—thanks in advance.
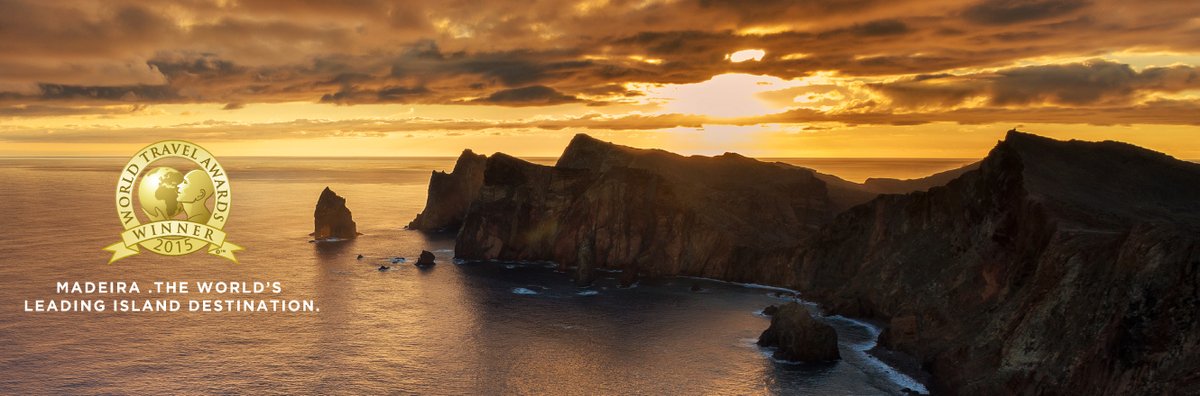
[429,131,1200,393]
[418,135,956,234]
[794,131,1200,394]
[408,149,487,231]
[313,187,358,240]
[455,135,836,285]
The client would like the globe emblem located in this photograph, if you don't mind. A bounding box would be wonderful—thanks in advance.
[106,140,240,264]
[136,166,215,223]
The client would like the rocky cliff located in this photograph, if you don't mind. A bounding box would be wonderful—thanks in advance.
[408,149,488,231]
[442,135,1006,284]
[312,187,358,240]
[455,135,838,285]
[414,135,953,234]
[422,131,1200,394]
[757,302,841,362]
[794,131,1200,394]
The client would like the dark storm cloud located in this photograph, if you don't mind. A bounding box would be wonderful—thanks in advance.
[319,85,434,104]
[695,0,889,24]
[751,99,1200,126]
[0,1,179,57]
[0,104,148,118]
[817,19,911,38]
[148,55,242,78]
[378,86,433,100]
[456,56,596,87]
[37,83,177,102]
[472,86,580,106]
[990,61,1140,105]
[962,0,1090,25]
[0,0,1198,118]
[873,61,1200,107]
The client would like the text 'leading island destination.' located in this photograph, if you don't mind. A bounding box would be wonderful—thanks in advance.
[21,281,318,313]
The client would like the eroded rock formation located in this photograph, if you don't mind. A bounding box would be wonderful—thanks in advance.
[418,131,1200,394]
[408,149,488,231]
[415,250,436,267]
[312,187,358,240]
[757,302,840,362]
[454,135,837,285]
[414,134,951,235]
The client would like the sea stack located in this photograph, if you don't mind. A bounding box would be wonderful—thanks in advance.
[756,302,840,362]
[408,149,488,232]
[312,187,358,240]
[415,250,436,267]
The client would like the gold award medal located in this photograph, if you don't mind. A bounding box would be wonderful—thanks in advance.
[103,140,242,264]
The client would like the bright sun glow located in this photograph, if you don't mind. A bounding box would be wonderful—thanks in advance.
[631,73,803,118]
[728,49,766,63]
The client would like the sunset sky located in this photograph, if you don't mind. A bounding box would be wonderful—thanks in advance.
[2,0,1199,158]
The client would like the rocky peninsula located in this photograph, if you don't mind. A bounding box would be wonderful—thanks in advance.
[414,134,945,285]
[411,131,1200,394]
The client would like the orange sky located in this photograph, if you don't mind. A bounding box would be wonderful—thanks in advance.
[1,0,1198,159]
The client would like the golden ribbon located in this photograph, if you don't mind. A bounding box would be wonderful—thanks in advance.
[103,220,242,264]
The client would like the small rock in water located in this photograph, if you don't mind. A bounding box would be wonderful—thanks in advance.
[356,254,364,260]
[378,265,390,271]
[769,291,799,300]
[618,270,638,288]
[391,257,405,264]
[414,250,436,267]
[757,302,840,362]
[689,283,703,292]
[761,305,779,316]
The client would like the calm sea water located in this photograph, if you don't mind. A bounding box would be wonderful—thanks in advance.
[0,157,949,395]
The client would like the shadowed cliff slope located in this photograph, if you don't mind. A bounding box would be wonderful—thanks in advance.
[411,134,954,234]
[455,139,832,284]
[414,131,1200,394]
[795,131,1200,394]
[408,149,487,231]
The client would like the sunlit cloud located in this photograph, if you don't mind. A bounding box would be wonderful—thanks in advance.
[0,0,1198,158]
[628,73,805,118]
[727,49,766,63]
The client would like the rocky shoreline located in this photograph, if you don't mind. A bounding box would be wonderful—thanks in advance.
[409,131,1200,395]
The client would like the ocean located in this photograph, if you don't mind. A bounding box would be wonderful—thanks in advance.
[0,157,959,395]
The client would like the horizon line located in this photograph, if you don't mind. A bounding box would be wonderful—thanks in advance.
[0,155,985,160]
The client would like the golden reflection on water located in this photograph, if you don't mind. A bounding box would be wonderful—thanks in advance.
[0,157,933,394]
